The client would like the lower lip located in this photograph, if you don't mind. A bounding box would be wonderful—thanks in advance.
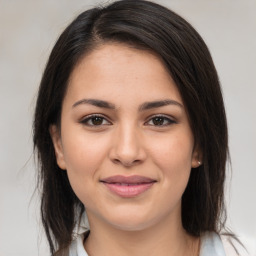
[102,182,154,198]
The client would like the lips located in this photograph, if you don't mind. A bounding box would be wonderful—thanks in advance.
[100,175,156,198]
[101,175,156,184]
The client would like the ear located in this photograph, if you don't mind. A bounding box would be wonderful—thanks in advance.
[191,144,203,168]
[49,125,66,170]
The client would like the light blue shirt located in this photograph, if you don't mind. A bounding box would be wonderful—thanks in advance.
[69,231,226,256]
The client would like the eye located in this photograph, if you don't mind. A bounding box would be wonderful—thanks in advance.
[80,115,111,126]
[145,115,176,126]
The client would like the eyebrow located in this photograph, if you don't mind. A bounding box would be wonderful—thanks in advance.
[138,99,183,111]
[72,99,115,109]
[72,98,183,110]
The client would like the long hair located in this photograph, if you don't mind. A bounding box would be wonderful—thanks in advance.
[33,0,228,254]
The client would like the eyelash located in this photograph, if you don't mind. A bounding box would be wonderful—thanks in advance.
[80,114,112,126]
[79,114,176,127]
[145,115,176,127]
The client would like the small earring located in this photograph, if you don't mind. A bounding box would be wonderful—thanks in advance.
[198,161,201,165]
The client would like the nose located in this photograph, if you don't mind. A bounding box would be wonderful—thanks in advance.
[109,124,146,167]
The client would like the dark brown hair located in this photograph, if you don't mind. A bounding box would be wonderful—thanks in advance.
[33,0,228,254]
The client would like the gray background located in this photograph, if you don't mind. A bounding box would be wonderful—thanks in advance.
[0,0,255,255]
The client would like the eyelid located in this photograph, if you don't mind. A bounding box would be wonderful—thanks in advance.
[144,114,177,126]
[79,114,112,126]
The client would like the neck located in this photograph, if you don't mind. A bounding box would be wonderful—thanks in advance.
[84,212,199,256]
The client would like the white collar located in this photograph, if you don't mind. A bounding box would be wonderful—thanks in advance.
[200,232,226,256]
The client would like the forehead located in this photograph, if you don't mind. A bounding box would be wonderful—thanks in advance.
[65,43,182,105]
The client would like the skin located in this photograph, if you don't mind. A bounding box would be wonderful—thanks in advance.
[50,43,201,256]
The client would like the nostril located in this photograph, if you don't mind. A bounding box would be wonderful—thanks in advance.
[113,159,121,164]
[112,158,141,167]
[109,136,147,166]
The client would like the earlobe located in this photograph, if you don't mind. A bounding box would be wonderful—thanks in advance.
[191,146,203,168]
[49,125,66,170]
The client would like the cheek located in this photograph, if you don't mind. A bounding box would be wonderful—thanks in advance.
[63,139,94,174]
[60,131,110,196]
[62,129,108,169]
[151,135,193,169]
[148,132,194,189]
[149,134,194,210]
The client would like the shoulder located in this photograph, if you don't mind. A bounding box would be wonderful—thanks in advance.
[220,234,250,256]
[200,232,251,256]
[69,231,89,256]
[200,232,226,256]
[200,232,250,256]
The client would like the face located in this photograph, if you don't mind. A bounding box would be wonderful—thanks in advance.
[50,43,200,232]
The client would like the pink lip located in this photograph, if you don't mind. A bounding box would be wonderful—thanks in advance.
[100,175,156,198]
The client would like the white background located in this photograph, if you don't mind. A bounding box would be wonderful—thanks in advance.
[0,0,255,255]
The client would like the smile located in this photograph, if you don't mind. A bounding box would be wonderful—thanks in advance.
[100,175,157,198]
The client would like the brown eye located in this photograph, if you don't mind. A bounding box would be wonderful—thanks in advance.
[80,115,111,126]
[152,117,165,126]
[146,115,176,126]
[91,116,104,125]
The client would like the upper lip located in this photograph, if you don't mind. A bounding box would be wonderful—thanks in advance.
[100,175,156,184]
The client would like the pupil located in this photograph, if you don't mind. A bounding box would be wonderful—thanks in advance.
[92,117,103,125]
[153,117,164,125]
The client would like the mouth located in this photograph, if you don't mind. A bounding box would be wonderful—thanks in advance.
[100,175,157,198]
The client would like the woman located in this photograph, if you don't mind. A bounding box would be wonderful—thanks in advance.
[33,0,244,255]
